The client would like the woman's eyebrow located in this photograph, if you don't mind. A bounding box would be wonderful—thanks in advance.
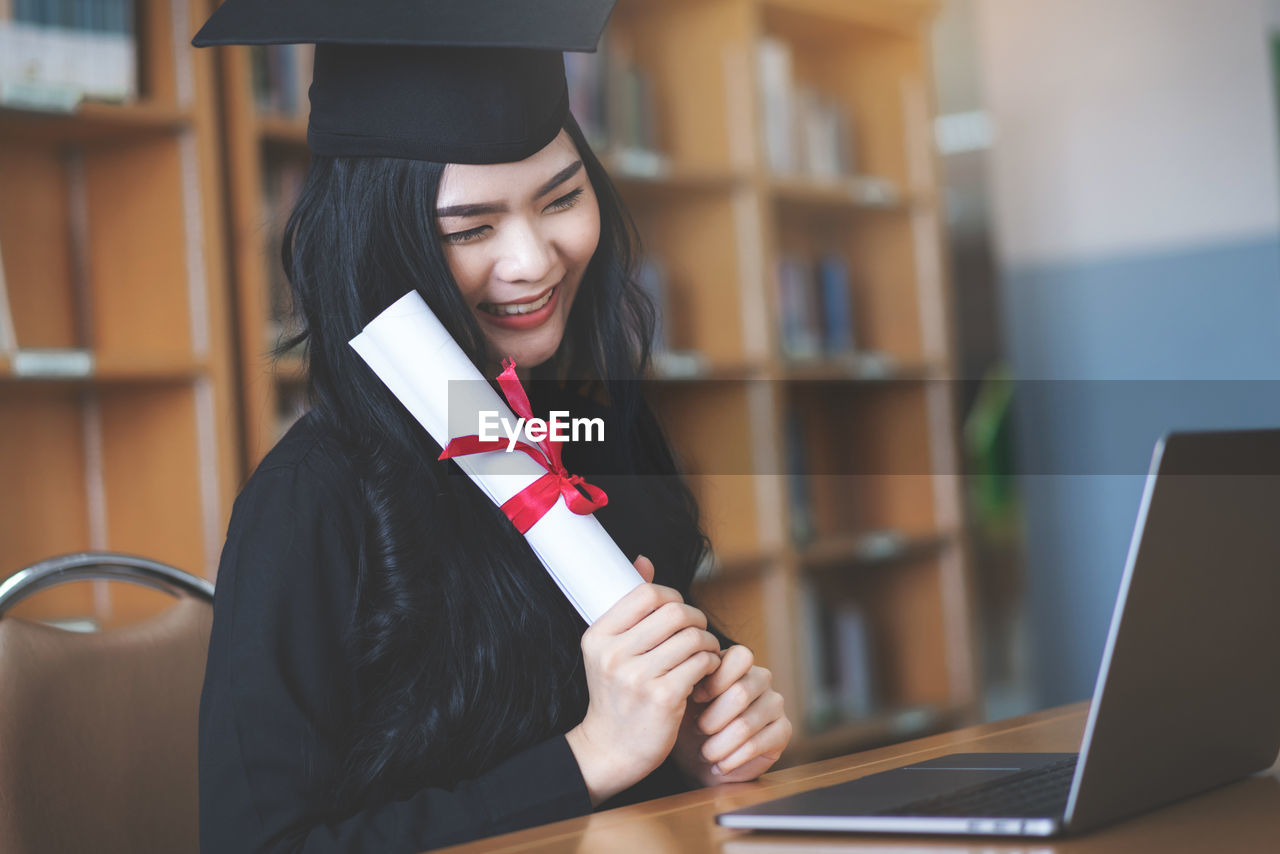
[437,201,506,218]
[535,160,583,197]
[436,160,584,219]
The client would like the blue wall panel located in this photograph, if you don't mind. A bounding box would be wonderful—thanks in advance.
[999,236,1280,707]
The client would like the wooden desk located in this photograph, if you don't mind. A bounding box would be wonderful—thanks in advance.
[438,702,1280,853]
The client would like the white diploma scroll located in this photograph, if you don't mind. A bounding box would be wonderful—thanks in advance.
[349,290,644,624]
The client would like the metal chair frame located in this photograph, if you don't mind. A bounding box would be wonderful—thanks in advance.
[0,552,213,615]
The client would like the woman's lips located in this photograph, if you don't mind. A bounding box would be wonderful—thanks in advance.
[480,284,555,312]
[477,284,560,330]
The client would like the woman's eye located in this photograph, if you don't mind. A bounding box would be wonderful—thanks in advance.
[441,189,582,243]
[545,187,584,212]
[442,225,490,245]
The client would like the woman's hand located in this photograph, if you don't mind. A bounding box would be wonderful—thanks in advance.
[566,555,722,806]
[672,644,792,786]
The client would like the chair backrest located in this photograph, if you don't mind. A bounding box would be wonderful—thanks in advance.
[0,554,213,854]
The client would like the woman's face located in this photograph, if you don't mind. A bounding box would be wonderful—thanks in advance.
[436,129,601,374]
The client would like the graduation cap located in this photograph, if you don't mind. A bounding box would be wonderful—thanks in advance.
[193,0,617,164]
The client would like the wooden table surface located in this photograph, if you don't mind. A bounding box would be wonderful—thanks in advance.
[437,701,1280,853]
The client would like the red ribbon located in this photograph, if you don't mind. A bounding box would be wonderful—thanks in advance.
[437,358,608,534]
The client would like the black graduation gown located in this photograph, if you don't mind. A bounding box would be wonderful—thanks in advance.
[198,396,703,853]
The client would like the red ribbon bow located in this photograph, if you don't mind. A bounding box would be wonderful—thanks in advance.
[438,358,608,534]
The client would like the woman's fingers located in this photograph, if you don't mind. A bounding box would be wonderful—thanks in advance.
[713,712,792,776]
[710,753,777,784]
[627,601,709,655]
[697,661,766,734]
[700,688,786,766]
[658,649,723,704]
[591,582,683,637]
[643,625,721,678]
[692,644,753,704]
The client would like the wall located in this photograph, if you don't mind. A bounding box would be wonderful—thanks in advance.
[973,0,1280,707]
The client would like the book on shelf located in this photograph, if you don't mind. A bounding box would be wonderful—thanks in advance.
[776,252,858,363]
[260,158,307,348]
[757,36,794,176]
[252,43,314,117]
[634,253,710,378]
[793,85,855,180]
[800,580,880,731]
[775,254,821,361]
[635,253,668,354]
[564,29,663,166]
[831,601,877,720]
[817,252,856,357]
[564,43,608,151]
[798,580,836,730]
[756,36,858,180]
[0,0,137,110]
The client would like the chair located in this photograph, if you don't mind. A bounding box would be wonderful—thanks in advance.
[0,553,214,854]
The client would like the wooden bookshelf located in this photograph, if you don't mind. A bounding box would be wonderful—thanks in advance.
[212,41,314,469]
[606,0,978,764]
[210,0,977,764]
[0,101,194,144]
[0,0,239,630]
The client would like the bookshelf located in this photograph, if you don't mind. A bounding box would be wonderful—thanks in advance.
[0,0,238,628]
[213,38,311,468]
[213,0,976,764]
[605,0,978,764]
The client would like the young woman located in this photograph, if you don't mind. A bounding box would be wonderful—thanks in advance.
[197,115,793,852]
[193,3,792,851]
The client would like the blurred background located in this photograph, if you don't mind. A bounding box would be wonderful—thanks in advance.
[1,0,1278,768]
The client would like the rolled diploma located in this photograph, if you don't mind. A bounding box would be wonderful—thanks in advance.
[349,290,644,624]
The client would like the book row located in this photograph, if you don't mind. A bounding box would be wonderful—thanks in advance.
[776,253,857,362]
[758,36,859,179]
[0,0,136,107]
[799,580,879,731]
[260,157,306,347]
[251,43,314,117]
[564,31,661,163]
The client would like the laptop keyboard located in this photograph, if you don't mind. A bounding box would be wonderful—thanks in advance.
[878,755,1079,819]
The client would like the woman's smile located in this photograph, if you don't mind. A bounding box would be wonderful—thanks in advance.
[476,283,562,329]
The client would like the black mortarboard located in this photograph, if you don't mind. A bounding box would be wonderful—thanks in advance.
[192,0,616,164]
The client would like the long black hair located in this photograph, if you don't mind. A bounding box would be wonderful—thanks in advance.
[277,115,712,814]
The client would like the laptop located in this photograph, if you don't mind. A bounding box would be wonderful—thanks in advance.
[718,429,1280,838]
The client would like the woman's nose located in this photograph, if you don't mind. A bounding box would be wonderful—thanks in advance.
[494,219,556,285]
